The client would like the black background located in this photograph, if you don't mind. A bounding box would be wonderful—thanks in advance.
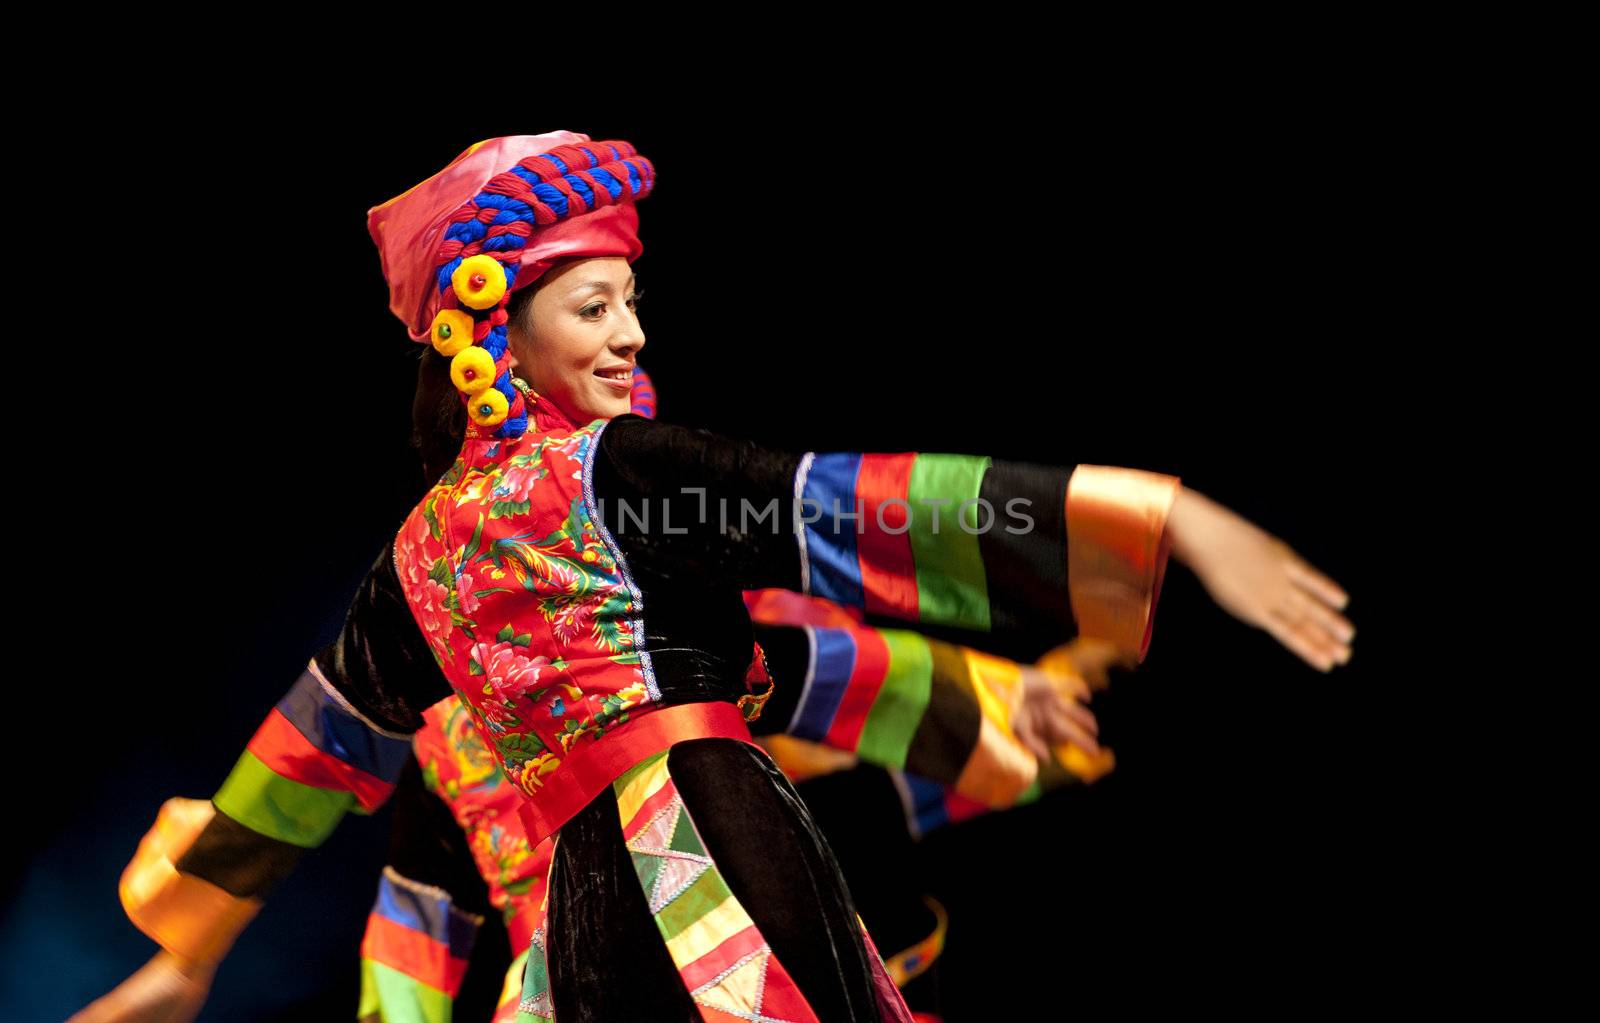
[5,107,1422,1020]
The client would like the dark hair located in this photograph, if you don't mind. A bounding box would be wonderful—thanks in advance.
[507,279,537,336]
[411,346,467,483]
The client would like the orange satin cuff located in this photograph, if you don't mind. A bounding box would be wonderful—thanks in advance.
[119,797,261,965]
[758,734,861,783]
[1065,466,1183,663]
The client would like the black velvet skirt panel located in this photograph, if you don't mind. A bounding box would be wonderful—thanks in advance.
[545,737,900,1022]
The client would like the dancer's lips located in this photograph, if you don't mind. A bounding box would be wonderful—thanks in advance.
[594,365,634,391]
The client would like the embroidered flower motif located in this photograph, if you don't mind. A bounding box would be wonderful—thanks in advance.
[415,578,453,647]
[455,567,481,617]
[545,595,595,646]
[515,752,561,794]
[472,641,551,704]
[496,463,544,505]
[397,514,436,590]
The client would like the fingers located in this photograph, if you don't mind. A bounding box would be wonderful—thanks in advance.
[1012,718,1052,761]
[1040,698,1101,758]
[1286,585,1355,653]
[1287,558,1350,611]
[1058,698,1099,739]
[1264,602,1350,672]
[1016,694,1102,761]
[1276,587,1353,667]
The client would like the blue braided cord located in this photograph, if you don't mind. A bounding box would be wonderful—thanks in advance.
[507,165,545,192]
[434,145,650,303]
[495,410,528,439]
[443,218,489,245]
[619,159,646,195]
[573,145,606,167]
[587,168,626,202]
[436,257,462,295]
[526,180,573,219]
[492,370,516,402]
[489,370,526,439]
[480,323,509,360]
[482,232,528,254]
[473,194,524,211]
[489,200,538,224]
[559,172,597,211]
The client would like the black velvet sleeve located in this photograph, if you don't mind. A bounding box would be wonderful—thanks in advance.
[310,542,454,734]
[589,414,806,592]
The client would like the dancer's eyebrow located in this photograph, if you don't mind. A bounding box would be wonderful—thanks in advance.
[568,273,637,299]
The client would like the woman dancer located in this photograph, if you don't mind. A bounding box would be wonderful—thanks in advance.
[97,131,1353,1023]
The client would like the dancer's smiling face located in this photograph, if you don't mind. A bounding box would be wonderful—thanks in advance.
[506,256,645,425]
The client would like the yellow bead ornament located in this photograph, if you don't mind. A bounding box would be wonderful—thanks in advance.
[468,387,509,428]
[429,309,476,357]
[452,254,507,310]
[450,346,497,393]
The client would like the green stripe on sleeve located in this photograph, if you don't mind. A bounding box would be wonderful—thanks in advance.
[213,750,356,848]
[906,454,993,630]
[856,630,935,769]
[359,957,452,1023]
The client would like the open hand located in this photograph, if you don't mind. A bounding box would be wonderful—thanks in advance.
[1012,664,1101,762]
[1167,486,1354,672]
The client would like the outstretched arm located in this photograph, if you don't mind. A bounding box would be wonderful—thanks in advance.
[588,414,1352,672]
[75,543,453,1020]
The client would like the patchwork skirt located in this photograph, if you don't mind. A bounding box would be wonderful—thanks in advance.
[517,737,914,1022]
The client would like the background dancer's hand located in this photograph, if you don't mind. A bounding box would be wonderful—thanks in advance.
[1012,663,1101,763]
[1167,486,1355,672]
[67,950,213,1023]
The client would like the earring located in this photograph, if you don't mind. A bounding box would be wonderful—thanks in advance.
[510,374,537,405]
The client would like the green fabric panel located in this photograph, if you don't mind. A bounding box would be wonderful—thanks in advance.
[360,957,452,1023]
[213,751,355,848]
[906,454,993,630]
[668,807,707,857]
[631,849,664,898]
[855,630,934,770]
[653,860,734,941]
[517,944,552,1023]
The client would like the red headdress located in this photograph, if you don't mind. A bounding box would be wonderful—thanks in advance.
[366,132,656,440]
